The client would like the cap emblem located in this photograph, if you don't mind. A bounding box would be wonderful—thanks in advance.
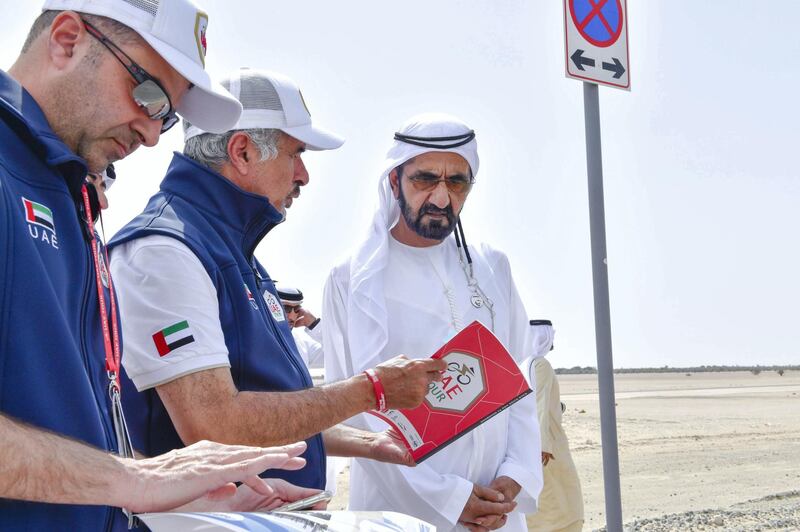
[194,11,209,66]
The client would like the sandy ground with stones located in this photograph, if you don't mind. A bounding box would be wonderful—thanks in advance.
[328,370,800,531]
[557,370,800,531]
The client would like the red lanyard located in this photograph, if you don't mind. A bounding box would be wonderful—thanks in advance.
[81,184,121,387]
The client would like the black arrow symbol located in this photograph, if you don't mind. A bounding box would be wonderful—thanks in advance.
[571,49,595,71]
[602,57,626,79]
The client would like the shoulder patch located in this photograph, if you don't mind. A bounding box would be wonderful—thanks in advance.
[152,320,195,357]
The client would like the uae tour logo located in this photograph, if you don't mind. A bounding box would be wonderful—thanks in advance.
[425,351,486,413]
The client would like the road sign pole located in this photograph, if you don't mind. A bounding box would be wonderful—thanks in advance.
[582,81,624,532]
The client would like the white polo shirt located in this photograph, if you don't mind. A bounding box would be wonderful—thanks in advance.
[109,235,231,391]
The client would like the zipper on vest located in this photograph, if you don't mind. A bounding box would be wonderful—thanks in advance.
[247,261,324,487]
[78,239,116,452]
[249,259,313,389]
[254,292,324,485]
[252,264,264,290]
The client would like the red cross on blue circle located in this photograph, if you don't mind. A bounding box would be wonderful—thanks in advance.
[570,0,623,48]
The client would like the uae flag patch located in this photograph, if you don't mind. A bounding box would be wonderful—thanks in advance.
[152,320,195,357]
[22,197,55,231]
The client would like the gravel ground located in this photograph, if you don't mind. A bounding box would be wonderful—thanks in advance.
[593,491,800,531]
[330,372,800,531]
[559,371,800,530]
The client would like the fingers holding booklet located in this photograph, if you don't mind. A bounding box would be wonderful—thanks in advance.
[373,355,447,410]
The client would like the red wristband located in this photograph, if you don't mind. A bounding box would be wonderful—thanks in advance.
[363,368,387,411]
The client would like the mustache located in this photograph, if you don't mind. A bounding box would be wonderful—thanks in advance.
[419,203,454,217]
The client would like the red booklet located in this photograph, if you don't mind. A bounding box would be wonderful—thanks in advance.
[369,321,532,463]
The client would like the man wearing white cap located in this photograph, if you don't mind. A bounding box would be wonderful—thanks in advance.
[108,69,446,491]
[323,113,543,531]
[0,3,322,531]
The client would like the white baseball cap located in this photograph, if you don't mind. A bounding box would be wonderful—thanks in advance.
[42,0,242,133]
[183,68,344,151]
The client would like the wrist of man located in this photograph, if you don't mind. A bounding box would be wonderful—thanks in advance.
[108,455,143,511]
[346,428,377,459]
[352,373,379,413]
[362,369,387,411]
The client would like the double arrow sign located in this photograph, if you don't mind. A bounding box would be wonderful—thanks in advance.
[571,49,625,79]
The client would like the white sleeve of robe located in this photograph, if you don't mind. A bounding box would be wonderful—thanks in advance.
[303,320,325,368]
[292,328,324,369]
[491,248,543,512]
[306,319,324,343]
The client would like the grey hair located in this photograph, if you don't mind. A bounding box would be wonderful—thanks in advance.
[183,129,283,171]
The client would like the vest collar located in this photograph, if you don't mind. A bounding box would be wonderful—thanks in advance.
[160,152,285,257]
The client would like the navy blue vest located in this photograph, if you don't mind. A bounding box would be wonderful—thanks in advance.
[109,153,326,489]
[0,71,127,531]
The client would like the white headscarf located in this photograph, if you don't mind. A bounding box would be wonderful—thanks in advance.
[346,113,480,370]
[528,321,555,359]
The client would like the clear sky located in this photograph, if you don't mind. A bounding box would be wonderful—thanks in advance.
[3,1,799,369]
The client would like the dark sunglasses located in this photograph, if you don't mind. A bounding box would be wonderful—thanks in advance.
[82,19,179,133]
[406,172,474,195]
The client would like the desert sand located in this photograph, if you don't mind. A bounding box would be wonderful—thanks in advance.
[329,370,800,531]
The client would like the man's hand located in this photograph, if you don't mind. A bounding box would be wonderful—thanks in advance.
[462,516,507,532]
[489,476,521,504]
[285,304,316,328]
[120,441,308,513]
[368,429,415,466]
[322,425,414,466]
[173,478,325,513]
[458,484,516,531]
[542,451,554,466]
[291,308,317,329]
[373,355,446,410]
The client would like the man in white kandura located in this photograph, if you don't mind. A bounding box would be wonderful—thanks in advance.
[526,320,585,532]
[323,113,543,531]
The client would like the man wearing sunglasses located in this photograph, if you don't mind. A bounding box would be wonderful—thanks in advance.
[1,2,322,531]
[276,285,324,369]
[322,114,543,532]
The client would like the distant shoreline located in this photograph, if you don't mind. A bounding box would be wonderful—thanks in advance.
[554,365,800,375]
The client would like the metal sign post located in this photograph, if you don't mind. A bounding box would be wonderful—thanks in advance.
[583,82,623,532]
[563,0,631,530]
